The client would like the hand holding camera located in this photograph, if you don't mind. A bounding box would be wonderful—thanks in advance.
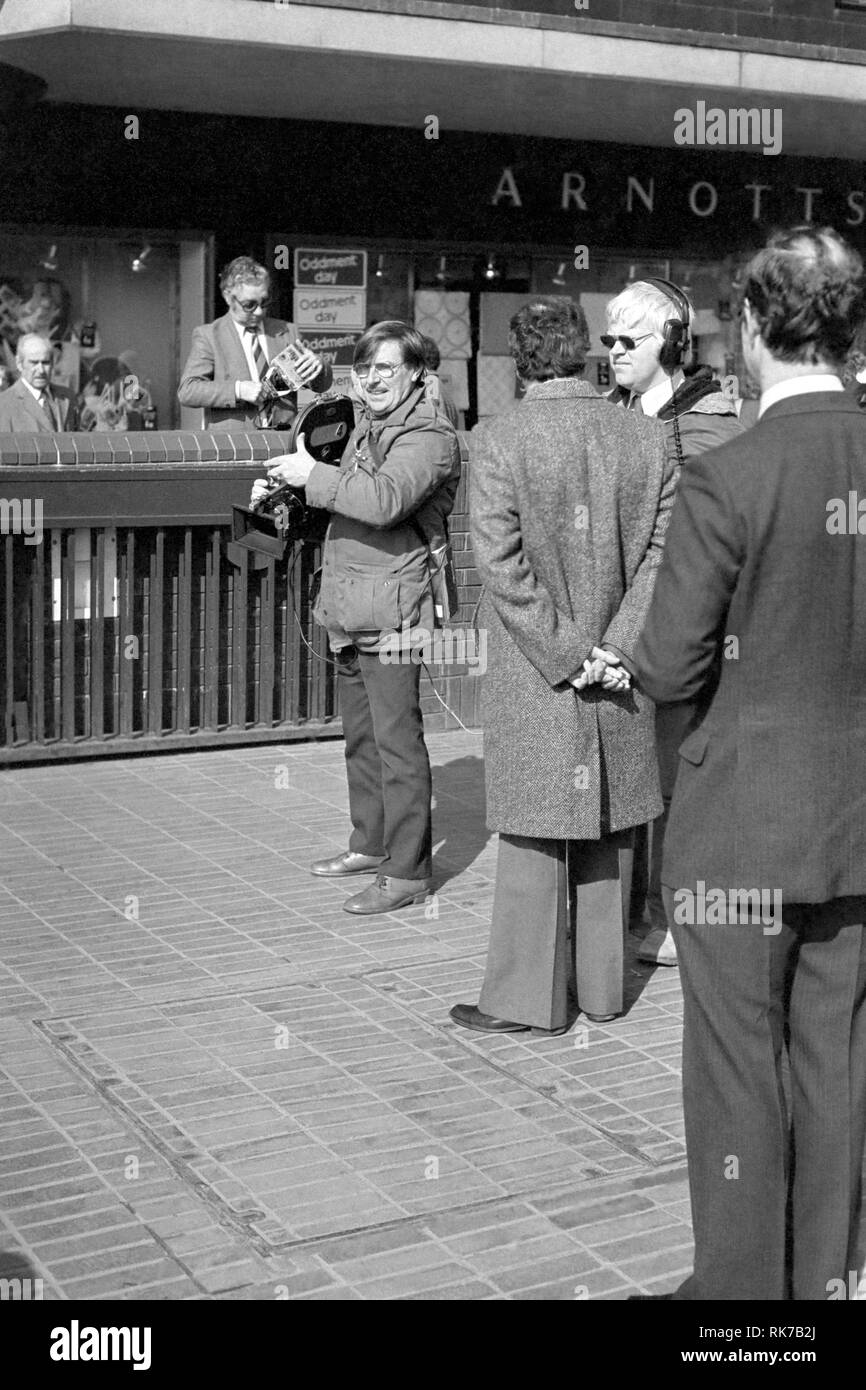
[265,434,316,489]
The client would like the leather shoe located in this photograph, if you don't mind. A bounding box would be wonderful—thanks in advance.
[311,851,386,877]
[638,926,678,966]
[584,1011,619,1023]
[449,1003,530,1033]
[342,874,431,915]
[628,1292,674,1300]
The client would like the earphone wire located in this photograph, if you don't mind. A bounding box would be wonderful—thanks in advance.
[284,540,472,731]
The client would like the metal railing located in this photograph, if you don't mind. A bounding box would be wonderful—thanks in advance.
[1,434,339,763]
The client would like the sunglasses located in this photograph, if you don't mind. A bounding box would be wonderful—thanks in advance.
[232,294,270,312]
[600,332,657,351]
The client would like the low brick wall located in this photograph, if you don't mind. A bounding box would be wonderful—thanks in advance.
[0,429,293,468]
[0,428,484,738]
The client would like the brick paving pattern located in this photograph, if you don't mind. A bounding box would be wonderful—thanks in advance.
[0,733,862,1300]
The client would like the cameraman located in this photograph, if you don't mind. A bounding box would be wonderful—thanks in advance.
[253,321,462,914]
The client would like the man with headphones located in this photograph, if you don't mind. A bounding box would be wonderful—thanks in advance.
[603,279,742,968]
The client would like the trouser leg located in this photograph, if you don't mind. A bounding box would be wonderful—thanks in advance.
[356,651,432,880]
[335,646,386,857]
[571,829,634,1018]
[784,901,866,1300]
[669,884,791,1300]
[479,835,570,1031]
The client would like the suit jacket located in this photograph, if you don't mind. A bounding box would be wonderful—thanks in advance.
[0,378,77,432]
[633,390,866,902]
[471,376,676,840]
[177,313,333,430]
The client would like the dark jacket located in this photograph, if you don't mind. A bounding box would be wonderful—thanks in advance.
[633,390,866,901]
[471,376,676,840]
[177,312,332,430]
[304,384,461,652]
[609,368,744,791]
[607,368,742,466]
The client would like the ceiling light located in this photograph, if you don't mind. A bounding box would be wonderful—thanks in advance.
[130,243,152,273]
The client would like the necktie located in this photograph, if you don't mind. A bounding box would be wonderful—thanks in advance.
[246,327,268,381]
[40,392,60,430]
[629,393,644,414]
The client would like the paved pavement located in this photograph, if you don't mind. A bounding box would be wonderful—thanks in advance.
[0,731,861,1302]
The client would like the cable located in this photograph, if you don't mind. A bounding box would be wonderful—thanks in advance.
[284,539,473,729]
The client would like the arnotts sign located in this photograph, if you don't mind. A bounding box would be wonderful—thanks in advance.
[489,166,865,226]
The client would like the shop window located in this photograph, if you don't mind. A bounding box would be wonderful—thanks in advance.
[0,231,209,430]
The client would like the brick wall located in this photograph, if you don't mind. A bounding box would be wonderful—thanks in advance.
[454,1,866,51]
[0,428,485,733]
[0,429,293,467]
[314,0,866,55]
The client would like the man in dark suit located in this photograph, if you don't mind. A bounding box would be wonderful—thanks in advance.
[177,255,332,430]
[0,334,77,431]
[627,225,866,1300]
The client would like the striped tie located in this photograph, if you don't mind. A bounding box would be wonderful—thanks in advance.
[246,327,268,381]
[40,392,60,430]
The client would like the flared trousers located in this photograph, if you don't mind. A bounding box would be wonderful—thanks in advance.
[478,829,635,1029]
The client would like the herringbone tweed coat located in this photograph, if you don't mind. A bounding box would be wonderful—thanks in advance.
[471,376,677,839]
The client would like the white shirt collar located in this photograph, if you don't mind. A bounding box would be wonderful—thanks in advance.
[636,371,684,418]
[20,377,47,402]
[758,374,844,419]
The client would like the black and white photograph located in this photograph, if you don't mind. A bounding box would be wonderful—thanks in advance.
[0,0,864,1361]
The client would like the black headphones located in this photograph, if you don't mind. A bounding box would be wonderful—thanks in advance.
[644,278,691,369]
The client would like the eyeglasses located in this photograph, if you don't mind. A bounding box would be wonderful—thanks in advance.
[354,362,402,382]
[600,332,657,351]
[231,294,270,312]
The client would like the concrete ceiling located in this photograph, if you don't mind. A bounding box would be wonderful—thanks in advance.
[1,4,865,158]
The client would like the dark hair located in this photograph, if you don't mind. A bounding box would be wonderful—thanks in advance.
[419,334,441,372]
[742,226,866,366]
[508,297,589,381]
[353,320,427,374]
[219,256,269,294]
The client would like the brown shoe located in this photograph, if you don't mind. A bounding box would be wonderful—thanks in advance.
[310,851,386,877]
[342,875,432,915]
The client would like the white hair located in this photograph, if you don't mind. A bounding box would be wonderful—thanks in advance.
[605,281,692,340]
[16,333,54,363]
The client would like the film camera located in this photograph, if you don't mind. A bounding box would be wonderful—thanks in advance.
[231,394,355,558]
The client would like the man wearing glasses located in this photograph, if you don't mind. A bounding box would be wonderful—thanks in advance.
[178,255,331,430]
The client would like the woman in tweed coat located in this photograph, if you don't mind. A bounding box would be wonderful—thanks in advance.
[450,298,677,1033]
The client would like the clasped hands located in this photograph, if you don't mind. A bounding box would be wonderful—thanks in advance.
[571,646,631,693]
[250,434,316,506]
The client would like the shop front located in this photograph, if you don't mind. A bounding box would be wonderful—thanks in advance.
[2,104,865,757]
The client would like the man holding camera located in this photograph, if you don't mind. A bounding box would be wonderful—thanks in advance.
[251,321,461,916]
[178,255,331,430]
